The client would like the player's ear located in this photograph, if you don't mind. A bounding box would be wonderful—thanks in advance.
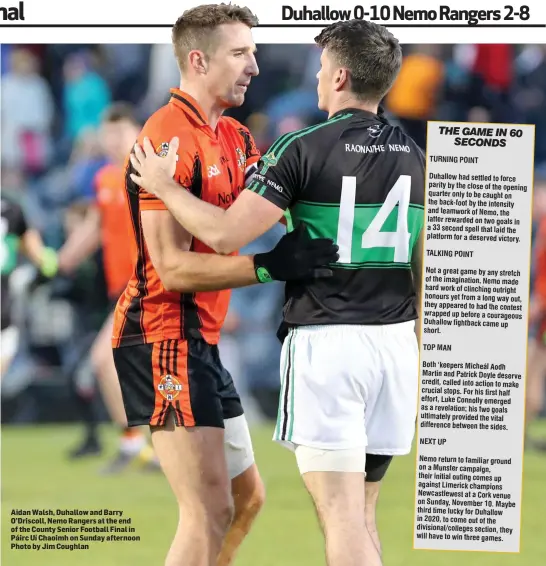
[334,68,349,92]
[188,50,208,74]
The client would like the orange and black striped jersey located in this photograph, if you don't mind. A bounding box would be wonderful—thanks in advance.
[112,89,260,348]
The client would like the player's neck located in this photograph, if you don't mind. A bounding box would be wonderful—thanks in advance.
[179,81,223,130]
[328,97,378,119]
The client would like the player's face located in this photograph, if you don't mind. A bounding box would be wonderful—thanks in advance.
[205,23,259,108]
[316,48,333,112]
[101,120,140,164]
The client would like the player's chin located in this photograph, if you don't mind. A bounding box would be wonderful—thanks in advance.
[226,92,245,107]
[316,92,326,112]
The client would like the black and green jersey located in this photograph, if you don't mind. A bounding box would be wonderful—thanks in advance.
[247,108,425,331]
[1,196,28,330]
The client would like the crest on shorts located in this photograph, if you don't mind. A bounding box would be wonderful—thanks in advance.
[236,147,246,171]
[158,374,182,401]
[156,142,170,158]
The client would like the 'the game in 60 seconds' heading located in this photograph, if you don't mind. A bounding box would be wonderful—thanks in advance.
[281,5,532,25]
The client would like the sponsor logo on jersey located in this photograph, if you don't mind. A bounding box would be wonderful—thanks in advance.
[217,186,244,207]
[367,124,383,138]
[388,144,411,153]
[158,374,182,401]
[236,147,247,171]
[208,164,221,177]
[265,178,284,193]
[345,143,385,154]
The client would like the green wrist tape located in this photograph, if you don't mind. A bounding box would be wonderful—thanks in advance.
[40,247,59,278]
[255,266,273,284]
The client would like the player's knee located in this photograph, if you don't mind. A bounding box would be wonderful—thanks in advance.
[210,493,235,538]
[237,474,265,519]
[202,477,235,535]
[295,445,367,474]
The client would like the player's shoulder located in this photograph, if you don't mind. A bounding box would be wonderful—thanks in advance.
[0,194,25,222]
[220,116,260,160]
[220,115,250,134]
[383,121,426,166]
[387,122,423,151]
[1,194,20,213]
[140,104,197,147]
[220,115,255,145]
[276,115,354,156]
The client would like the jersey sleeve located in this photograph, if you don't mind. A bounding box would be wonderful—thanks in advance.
[238,123,261,168]
[134,116,196,211]
[223,118,261,183]
[246,137,302,211]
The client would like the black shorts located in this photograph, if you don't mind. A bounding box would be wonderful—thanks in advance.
[113,338,243,428]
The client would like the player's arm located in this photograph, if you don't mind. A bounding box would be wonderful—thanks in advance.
[12,201,58,278]
[56,205,101,274]
[130,136,301,254]
[142,210,337,292]
[142,209,259,292]
[136,138,259,291]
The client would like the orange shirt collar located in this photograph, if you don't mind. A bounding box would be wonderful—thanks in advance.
[169,88,209,127]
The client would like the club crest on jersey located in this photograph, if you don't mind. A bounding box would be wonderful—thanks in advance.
[155,142,179,161]
[261,152,277,168]
[236,147,247,171]
[156,142,170,157]
[367,124,383,138]
[158,374,182,401]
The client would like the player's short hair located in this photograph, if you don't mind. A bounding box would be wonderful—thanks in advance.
[102,103,139,126]
[314,19,402,103]
[172,3,259,70]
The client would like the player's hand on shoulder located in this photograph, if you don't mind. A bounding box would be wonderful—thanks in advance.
[129,136,179,196]
[253,223,339,283]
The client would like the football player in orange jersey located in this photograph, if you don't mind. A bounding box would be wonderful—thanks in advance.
[58,103,158,472]
[111,5,338,566]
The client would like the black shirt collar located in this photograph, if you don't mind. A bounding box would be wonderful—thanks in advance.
[330,105,387,122]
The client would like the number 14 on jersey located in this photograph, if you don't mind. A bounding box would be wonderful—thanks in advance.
[336,175,422,266]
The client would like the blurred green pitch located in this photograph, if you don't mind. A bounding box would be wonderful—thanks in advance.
[2,422,545,565]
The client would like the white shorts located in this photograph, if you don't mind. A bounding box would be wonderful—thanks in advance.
[273,322,419,455]
[224,414,255,480]
[1,325,20,369]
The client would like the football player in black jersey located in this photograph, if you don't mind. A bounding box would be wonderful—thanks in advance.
[1,195,58,378]
[129,19,424,566]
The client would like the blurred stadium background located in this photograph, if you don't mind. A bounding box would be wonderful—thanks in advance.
[1,43,546,564]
